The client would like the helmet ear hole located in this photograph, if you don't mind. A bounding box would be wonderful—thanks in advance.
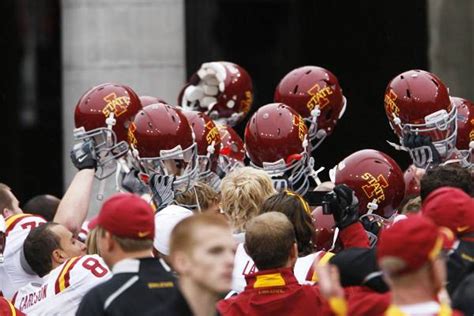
[325,108,333,120]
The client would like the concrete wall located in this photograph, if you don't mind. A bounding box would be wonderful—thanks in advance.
[428,0,474,99]
[61,0,185,215]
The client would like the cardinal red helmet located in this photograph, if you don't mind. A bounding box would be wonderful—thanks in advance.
[384,70,457,168]
[311,207,340,252]
[128,103,198,193]
[245,103,318,195]
[139,96,168,107]
[452,97,474,151]
[74,83,142,179]
[329,149,405,219]
[178,61,253,126]
[215,125,245,176]
[274,66,347,150]
[181,111,222,190]
[403,164,423,197]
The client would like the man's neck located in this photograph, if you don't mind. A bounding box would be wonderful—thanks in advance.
[391,284,436,306]
[179,278,218,316]
[109,249,153,269]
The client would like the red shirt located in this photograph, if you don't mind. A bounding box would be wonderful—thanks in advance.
[217,268,336,316]
[0,297,24,316]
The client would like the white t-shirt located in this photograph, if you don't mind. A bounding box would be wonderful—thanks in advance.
[231,242,333,292]
[0,214,46,299]
[13,254,111,315]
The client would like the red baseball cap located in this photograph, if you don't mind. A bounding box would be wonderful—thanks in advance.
[377,215,452,276]
[422,187,474,236]
[91,193,155,240]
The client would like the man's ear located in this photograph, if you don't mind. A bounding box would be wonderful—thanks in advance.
[171,251,190,275]
[52,248,67,265]
[2,208,13,219]
[289,242,298,265]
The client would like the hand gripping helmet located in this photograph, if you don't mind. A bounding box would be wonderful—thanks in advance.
[128,103,198,193]
[139,96,168,107]
[181,111,222,190]
[245,103,318,195]
[178,61,253,126]
[216,124,245,176]
[74,83,142,179]
[329,149,405,220]
[384,70,457,168]
[274,66,347,151]
[452,97,474,151]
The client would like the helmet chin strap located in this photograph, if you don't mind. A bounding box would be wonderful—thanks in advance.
[97,113,117,201]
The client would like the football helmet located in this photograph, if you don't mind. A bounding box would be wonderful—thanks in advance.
[384,70,457,168]
[74,83,142,179]
[245,103,319,195]
[274,66,347,150]
[178,61,253,126]
[311,207,340,252]
[181,111,222,190]
[139,96,168,107]
[403,165,423,197]
[329,149,405,219]
[452,96,474,151]
[216,124,245,176]
[128,103,198,193]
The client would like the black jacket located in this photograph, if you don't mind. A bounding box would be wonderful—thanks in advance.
[76,257,192,316]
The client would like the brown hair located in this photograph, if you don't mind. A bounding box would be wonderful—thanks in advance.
[420,164,473,201]
[174,182,220,213]
[260,191,315,256]
[23,222,61,277]
[400,196,422,215]
[220,167,275,232]
[244,212,296,270]
[169,213,230,255]
[98,226,153,252]
[0,183,14,214]
[86,227,100,255]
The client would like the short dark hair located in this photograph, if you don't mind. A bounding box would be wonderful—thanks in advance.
[420,165,473,201]
[245,212,296,270]
[23,222,61,277]
[22,194,60,221]
[260,191,315,256]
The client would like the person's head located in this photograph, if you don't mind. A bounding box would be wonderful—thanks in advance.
[23,222,86,277]
[170,213,234,295]
[174,182,221,213]
[93,193,155,268]
[244,212,297,270]
[0,183,22,218]
[260,190,315,256]
[420,164,473,201]
[22,194,60,222]
[220,167,275,232]
[377,215,450,296]
[153,205,193,264]
[399,196,422,215]
[422,187,474,237]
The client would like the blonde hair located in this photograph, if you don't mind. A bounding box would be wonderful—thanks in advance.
[174,182,220,213]
[86,227,100,255]
[220,167,275,232]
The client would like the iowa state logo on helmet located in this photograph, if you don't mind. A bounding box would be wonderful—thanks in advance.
[102,92,131,118]
[361,172,389,203]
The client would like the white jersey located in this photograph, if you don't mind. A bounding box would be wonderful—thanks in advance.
[12,254,111,315]
[0,214,46,299]
[232,242,334,292]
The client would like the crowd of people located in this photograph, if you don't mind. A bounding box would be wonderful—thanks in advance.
[0,62,473,315]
